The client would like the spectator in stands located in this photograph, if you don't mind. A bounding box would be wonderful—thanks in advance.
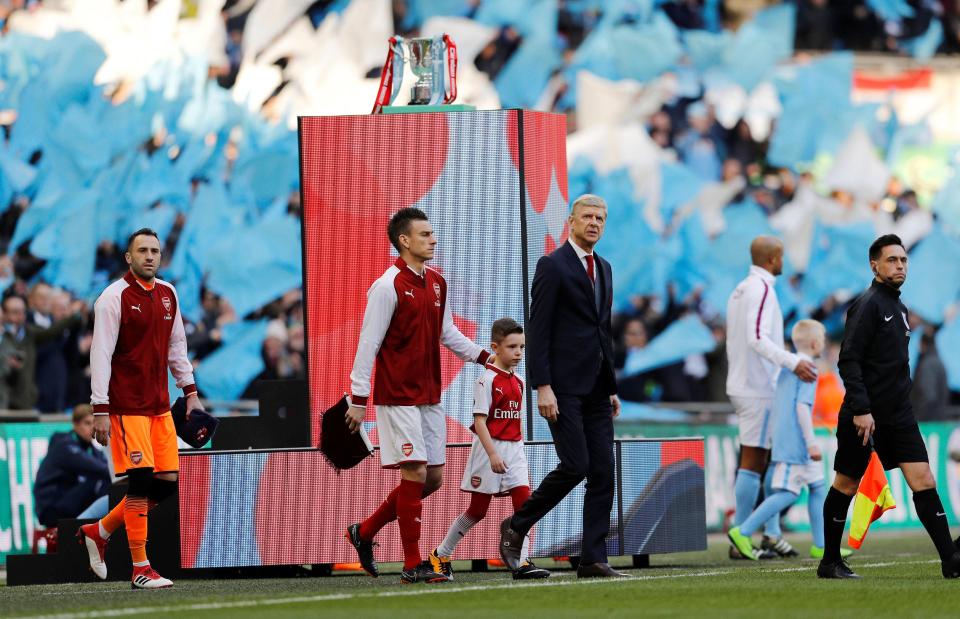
[36,289,82,413]
[913,328,949,421]
[795,0,835,50]
[0,303,20,410]
[2,295,84,410]
[676,102,724,181]
[615,317,655,402]
[27,282,52,328]
[33,405,111,527]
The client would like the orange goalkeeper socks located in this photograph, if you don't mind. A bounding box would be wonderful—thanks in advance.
[98,497,126,538]
[124,496,149,564]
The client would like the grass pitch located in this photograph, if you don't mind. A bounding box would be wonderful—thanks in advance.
[3,532,959,618]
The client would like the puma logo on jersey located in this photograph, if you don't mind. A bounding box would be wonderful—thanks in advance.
[131,304,141,313]
[404,289,415,298]
[495,387,503,395]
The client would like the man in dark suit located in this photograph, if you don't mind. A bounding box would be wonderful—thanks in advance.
[499,194,624,578]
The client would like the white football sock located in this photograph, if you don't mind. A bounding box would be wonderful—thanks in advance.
[521,533,530,564]
[98,522,110,540]
[437,513,478,558]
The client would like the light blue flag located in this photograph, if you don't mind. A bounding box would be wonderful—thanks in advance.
[660,162,705,221]
[231,149,299,209]
[901,19,943,61]
[931,164,960,235]
[573,12,681,83]
[30,189,98,297]
[717,3,795,91]
[167,181,245,321]
[43,30,106,109]
[698,199,775,315]
[195,320,270,401]
[768,53,855,167]
[0,145,38,192]
[866,0,914,22]
[801,221,875,309]
[683,30,731,72]
[10,80,54,160]
[936,317,960,391]
[49,103,112,181]
[617,401,690,423]
[901,227,960,323]
[122,204,179,247]
[493,34,561,109]
[474,0,557,39]
[623,314,716,376]
[0,32,49,109]
[204,216,302,319]
[406,0,478,24]
[596,0,656,28]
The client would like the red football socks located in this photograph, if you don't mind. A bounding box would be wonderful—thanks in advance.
[358,486,400,541]
[396,479,425,570]
[510,485,531,512]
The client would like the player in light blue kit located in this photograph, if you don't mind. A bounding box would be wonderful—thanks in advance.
[728,319,852,560]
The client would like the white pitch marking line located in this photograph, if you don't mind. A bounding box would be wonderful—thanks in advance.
[12,559,943,619]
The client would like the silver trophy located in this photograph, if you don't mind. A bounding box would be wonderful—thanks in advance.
[372,33,459,113]
[406,38,435,105]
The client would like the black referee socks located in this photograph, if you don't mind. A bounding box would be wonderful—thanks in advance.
[913,488,956,561]
[822,487,854,562]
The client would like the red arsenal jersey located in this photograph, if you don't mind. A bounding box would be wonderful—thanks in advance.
[471,364,523,441]
[90,272,197,416]
[349,257,487,406]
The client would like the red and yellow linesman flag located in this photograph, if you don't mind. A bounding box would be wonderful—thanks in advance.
[848,452,897,549]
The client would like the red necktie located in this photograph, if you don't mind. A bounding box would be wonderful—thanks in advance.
[585,254,595,285]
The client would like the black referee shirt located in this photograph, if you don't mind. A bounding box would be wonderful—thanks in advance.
[837,280,913,424]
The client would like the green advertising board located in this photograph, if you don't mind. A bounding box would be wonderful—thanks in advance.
[1,421,71,565]
[617,421,960,536]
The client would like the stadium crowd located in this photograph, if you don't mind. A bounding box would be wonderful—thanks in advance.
[0,0,957,416]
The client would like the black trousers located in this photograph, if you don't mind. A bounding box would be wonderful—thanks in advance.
[37,477,107,528]
[511,382,614,564]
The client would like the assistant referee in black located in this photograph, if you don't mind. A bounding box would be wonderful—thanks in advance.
[819,234,960,579]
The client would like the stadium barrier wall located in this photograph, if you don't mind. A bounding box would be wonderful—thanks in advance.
[619,422,960,535]
[177,437,706,568]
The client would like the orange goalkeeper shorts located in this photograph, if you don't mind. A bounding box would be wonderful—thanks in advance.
[110,412,179,475]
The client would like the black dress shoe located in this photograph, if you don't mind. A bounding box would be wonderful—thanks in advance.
[576,562,628,578]
[942,551,960,579]
[816,559,860,579]
[499,518,523,571]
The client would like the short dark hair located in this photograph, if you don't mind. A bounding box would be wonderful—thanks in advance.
[491,317,523,344]
[869,234,904,261]
[127,228,160,253]
[387,208,428,252]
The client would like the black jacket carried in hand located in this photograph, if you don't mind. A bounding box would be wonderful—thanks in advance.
[838,280,913,423]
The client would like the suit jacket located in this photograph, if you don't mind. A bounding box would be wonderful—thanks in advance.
[527,241,617,396]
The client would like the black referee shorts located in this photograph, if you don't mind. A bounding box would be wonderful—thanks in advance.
[834,416,928,479]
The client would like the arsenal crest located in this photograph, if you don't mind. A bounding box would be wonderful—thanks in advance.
[162,296,172,312]
[433,283,441,299]
[401,442,414,457]
[130,451,143,465]
[471,475,481,488]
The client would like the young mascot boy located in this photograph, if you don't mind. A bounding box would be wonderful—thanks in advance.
[430,318,550,580]
[728,319,851,559]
